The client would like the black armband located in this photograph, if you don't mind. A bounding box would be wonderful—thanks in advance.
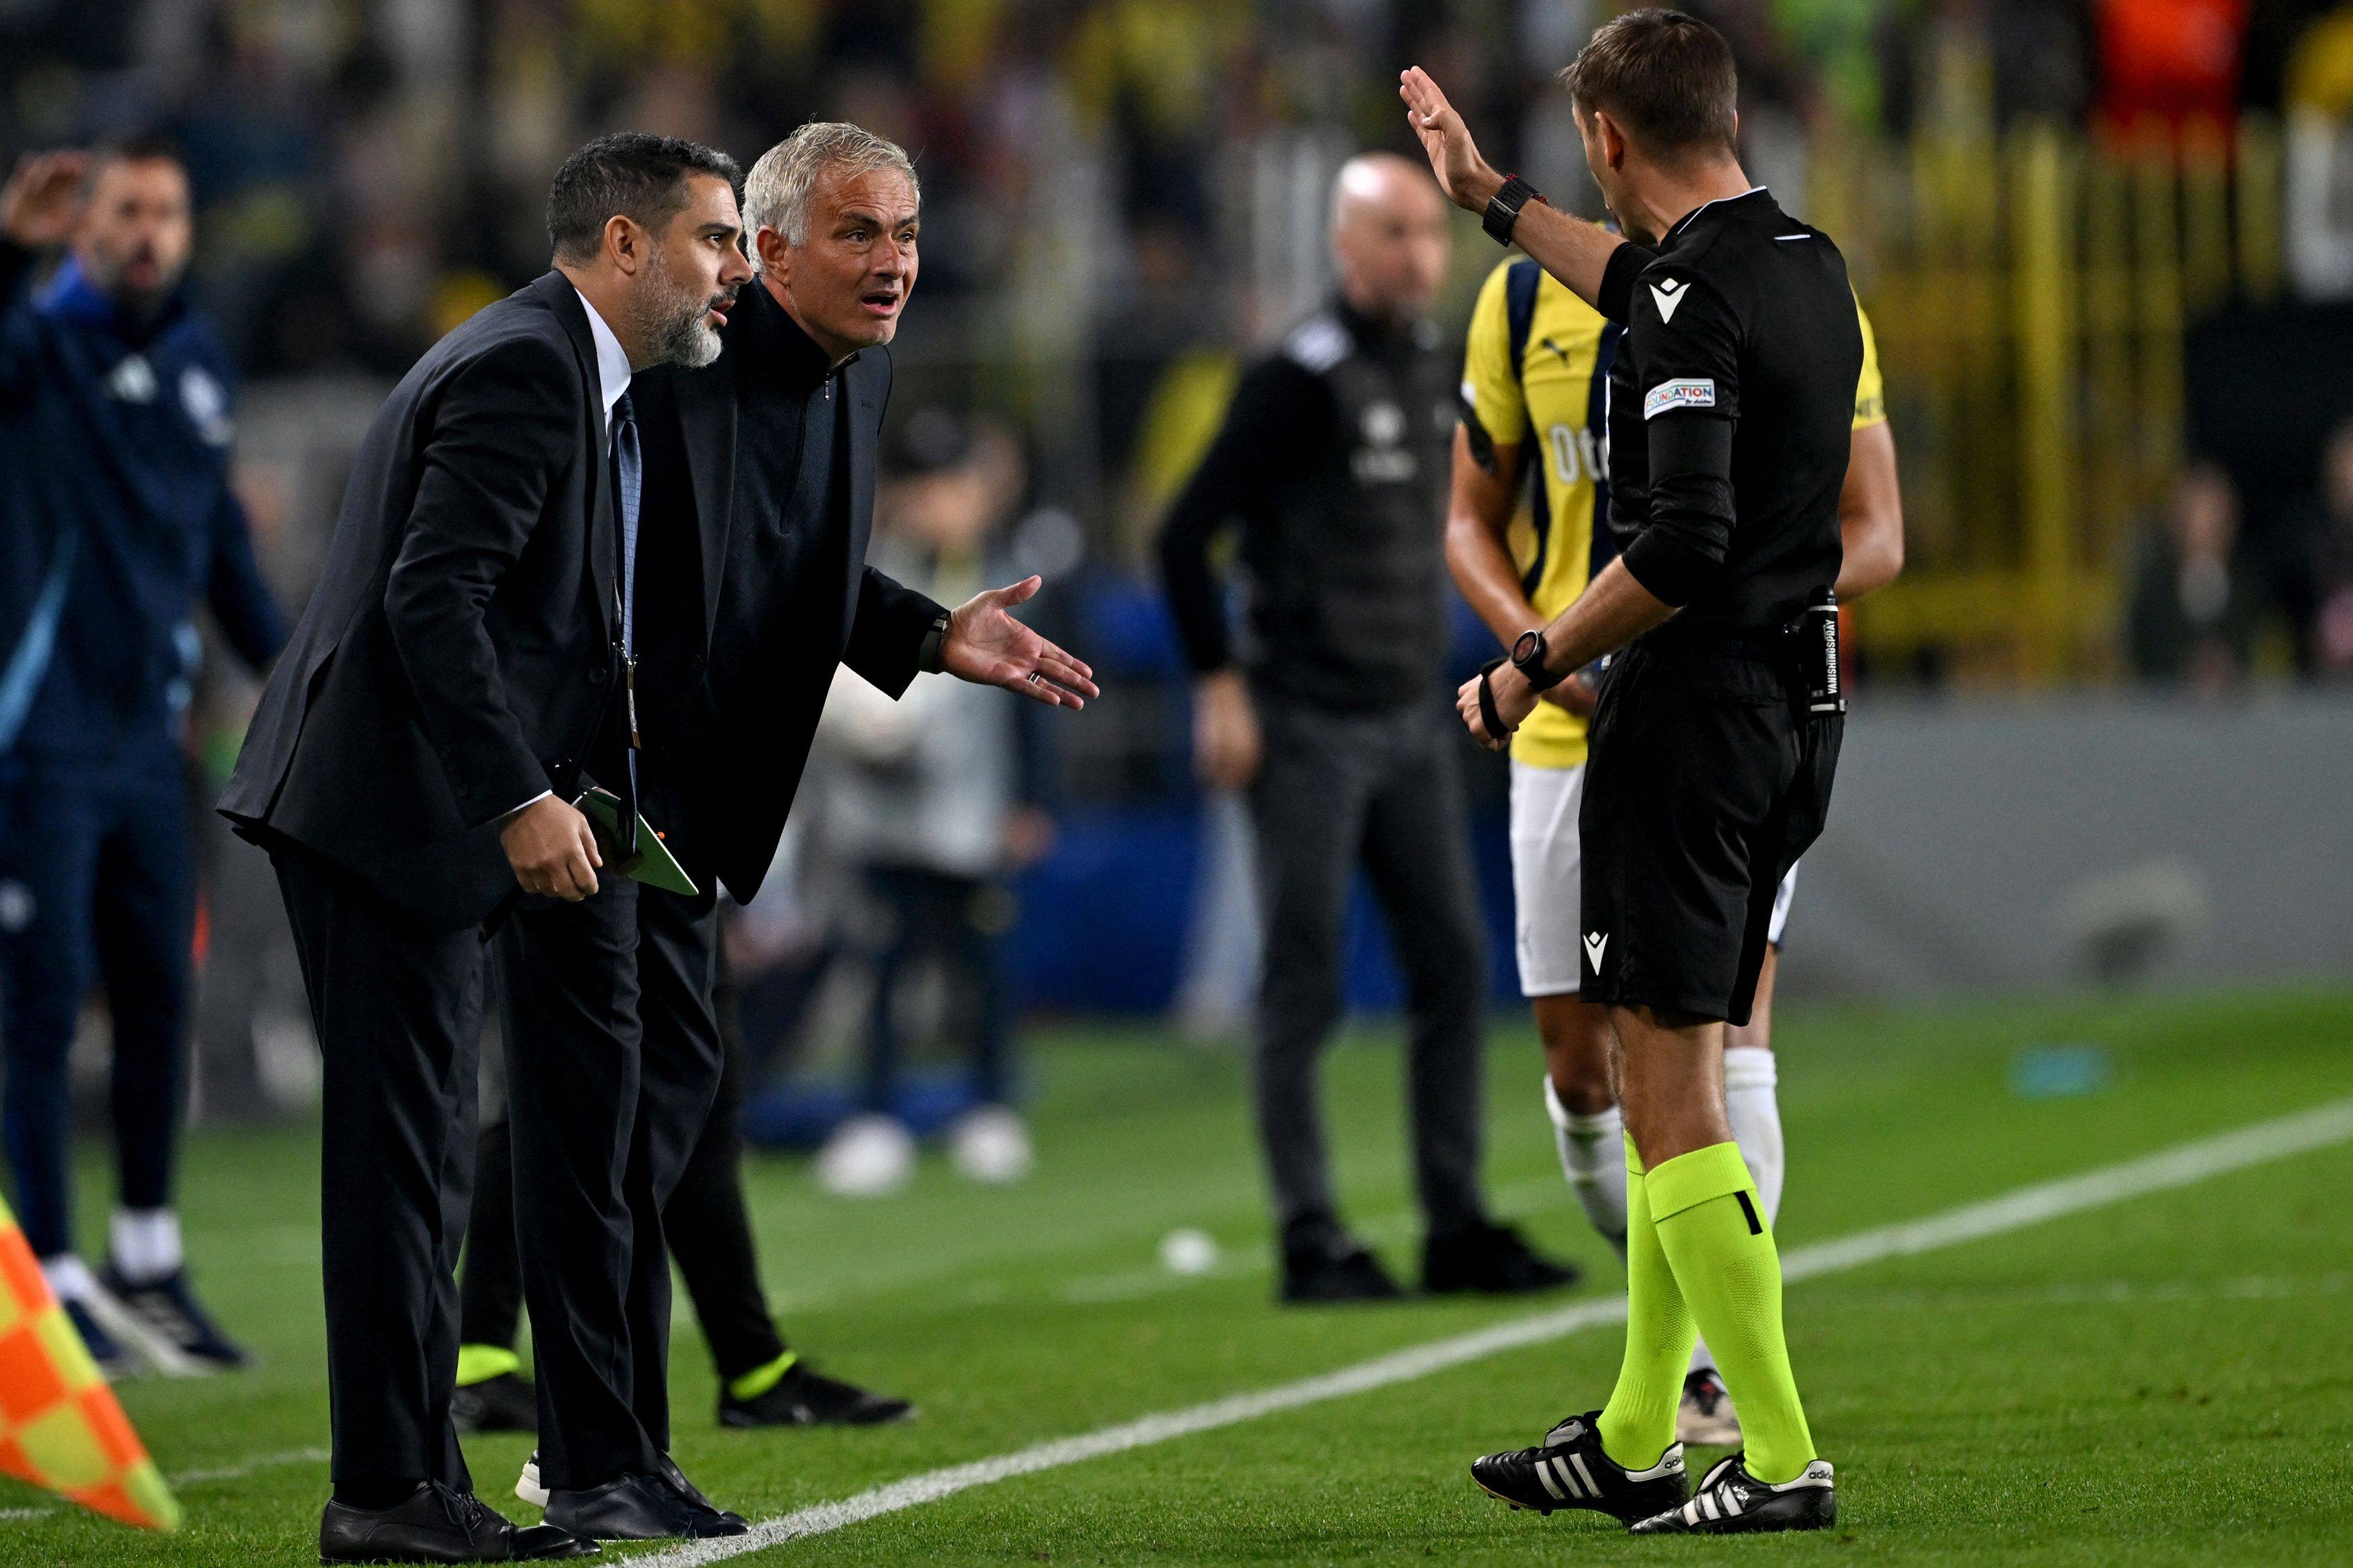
[1623,414,1736,607]
[1619,529,1713,608]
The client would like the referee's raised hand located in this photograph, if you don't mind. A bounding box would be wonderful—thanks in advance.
[941,575,1099,709]
[1399,69,1502,214]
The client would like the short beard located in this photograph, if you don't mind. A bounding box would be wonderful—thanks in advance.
[637,249,725,369]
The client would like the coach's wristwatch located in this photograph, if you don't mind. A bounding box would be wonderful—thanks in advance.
[917,610,952,674]
[1482,175,1546,247]
[1511,628,1567,691]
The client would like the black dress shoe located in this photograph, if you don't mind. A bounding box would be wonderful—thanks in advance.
[1279,1235,1405,1304]
[719,1361,915,1428]
[1422,1220,1580,1295]
[545,1473,748,1541]
[652,1454,749,1532]
[513,1523,600,1560]
[319,1480,594,1563]
[453,1371,539,1434]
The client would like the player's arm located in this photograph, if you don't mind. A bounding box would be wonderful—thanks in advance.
[1399,68,1623,306]
[1834,304,1904,600]
[1446,424,1538,645]
[1834,419,1904,600]
[1446,430,1600,718]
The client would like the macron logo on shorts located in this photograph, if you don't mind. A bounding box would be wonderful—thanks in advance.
[1644,379,1715,420]
[1583,931,1608,971]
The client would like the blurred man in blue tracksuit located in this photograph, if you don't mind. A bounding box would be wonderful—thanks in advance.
[0,139,285,1374]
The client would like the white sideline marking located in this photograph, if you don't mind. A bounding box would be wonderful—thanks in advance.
[0,1447,331,1529]
[637,1095,2353,1565]
[169,1446,332,1486]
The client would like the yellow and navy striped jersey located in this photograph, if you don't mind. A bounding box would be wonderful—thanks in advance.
[1852,303,1886,430]
[1461,257,1621,768]
[1461,257,1886,768]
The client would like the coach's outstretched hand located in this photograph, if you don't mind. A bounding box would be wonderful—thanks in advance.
[943,575,1099,710]
[1399,69,1503,214]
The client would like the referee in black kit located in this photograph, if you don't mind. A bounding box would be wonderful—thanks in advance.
[1403,10,1854,1534]
[1158,154,1574,1306]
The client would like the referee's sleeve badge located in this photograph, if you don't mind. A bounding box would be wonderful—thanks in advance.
[1644,379,1716,420]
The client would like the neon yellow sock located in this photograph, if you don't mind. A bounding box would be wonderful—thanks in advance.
[726,1349,798,1402]
[455,1344,521,1388]
[1598,1139,1696,1471]
[1647,1141,1815,1483]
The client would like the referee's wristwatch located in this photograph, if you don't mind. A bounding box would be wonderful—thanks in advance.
[1511,629,1567,692]
[1482,175,1546,246]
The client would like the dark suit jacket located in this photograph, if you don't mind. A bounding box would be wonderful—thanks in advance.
[631,286,941,905]
[221,273,624,930]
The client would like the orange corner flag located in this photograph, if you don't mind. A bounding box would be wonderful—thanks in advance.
[0,1191,180,1530]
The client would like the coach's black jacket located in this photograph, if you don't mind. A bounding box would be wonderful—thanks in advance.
[630,278,942,905]
[220,273,626,930]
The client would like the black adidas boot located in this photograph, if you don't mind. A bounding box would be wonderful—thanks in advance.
[1628,1452,1836,1534]
[1469,1410,1686,1525]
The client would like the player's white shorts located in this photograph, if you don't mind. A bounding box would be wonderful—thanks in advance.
[1510,758,1799,998]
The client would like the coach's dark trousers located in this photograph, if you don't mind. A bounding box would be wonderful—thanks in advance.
[500,876,725,1492]
[273,843,486,1491]
[1246,693,1488,1244]
[460,954,790,1389]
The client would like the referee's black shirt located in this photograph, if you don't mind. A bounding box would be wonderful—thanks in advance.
[1595,189,1861,632]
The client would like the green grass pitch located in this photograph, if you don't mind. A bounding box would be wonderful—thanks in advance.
[8,985,2352,1565]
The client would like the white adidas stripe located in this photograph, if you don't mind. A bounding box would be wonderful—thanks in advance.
[635,1096,2353,1567]
[1535,1458,1566,1501]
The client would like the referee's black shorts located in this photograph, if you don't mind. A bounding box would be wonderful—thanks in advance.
[1577,630,1843,1026]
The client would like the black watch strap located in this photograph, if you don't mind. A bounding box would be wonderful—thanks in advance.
[1482,175,1544,246]
[1512,628,1566,691]
[917,610,951,674]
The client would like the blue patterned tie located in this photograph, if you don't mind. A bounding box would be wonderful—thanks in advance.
[611,390,641,813]
[611,390,640,658]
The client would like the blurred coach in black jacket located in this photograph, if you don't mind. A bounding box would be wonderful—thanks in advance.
[221,134,754,1564]
[496,120,1098,1541]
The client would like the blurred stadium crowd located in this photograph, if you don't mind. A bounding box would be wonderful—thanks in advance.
[6,0,2353,1136]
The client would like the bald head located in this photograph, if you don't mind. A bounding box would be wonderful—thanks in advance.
[1329,153,1451,322]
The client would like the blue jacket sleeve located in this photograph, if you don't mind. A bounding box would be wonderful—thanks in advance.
[205,481,290,670]
[0,239,45,410]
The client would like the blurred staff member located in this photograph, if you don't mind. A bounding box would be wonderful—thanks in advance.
[222,133,753,1565]
[809,410,1059,1198]
[1157,153,1575,1306]
[1448,248,1901,1446]
[2126,460,2255,694]
[0,140,284,1377]
[492,122,1091,1532]
[1407,7,1860,1532]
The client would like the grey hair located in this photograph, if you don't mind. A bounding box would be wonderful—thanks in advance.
[743,122,920,247]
